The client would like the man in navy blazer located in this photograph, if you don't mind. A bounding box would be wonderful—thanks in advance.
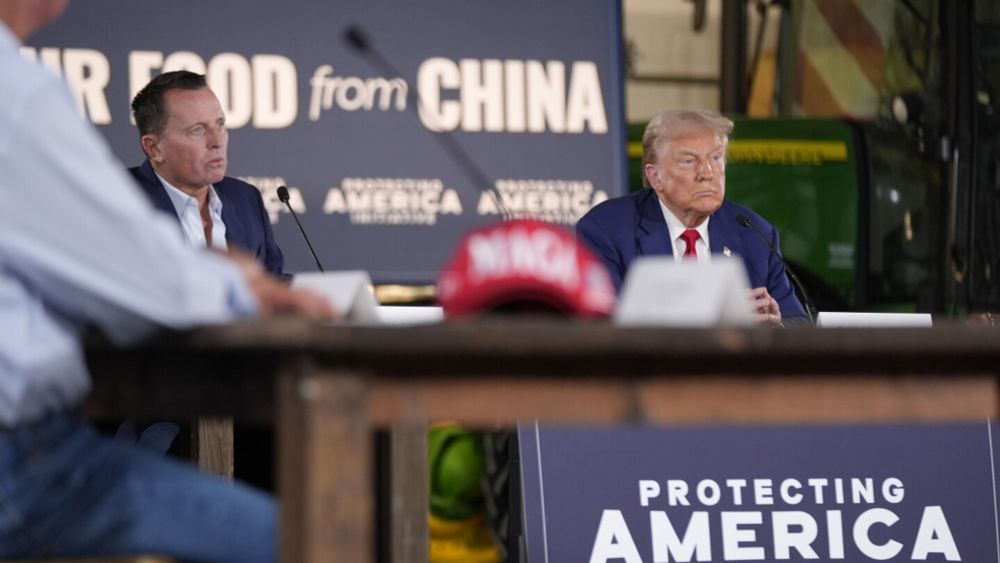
[124,70,289,454]
[577,109,809,325]
[129,70,286,279]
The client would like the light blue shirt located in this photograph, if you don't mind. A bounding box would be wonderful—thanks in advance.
[156,173,229,251]
[0,22,258,427]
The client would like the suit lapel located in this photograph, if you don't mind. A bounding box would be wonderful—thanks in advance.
[217,184,248,249]
[635,190,674,257]
[708,202,744,257]
[135,160,180,222]
[708,208,728,255]
[709,202,761,283]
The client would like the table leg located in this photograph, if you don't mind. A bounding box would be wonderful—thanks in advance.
[278,363,373,563]
[391,423,428,562]
[191,417,234,478]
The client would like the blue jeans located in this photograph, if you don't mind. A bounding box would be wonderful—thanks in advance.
[0,412,276,562]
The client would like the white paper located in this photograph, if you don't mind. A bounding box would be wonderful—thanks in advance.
[816,312,933,328]
[376,305,444,325]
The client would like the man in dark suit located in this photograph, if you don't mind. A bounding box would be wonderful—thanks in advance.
[576,109,808,325]
[124,71,290,455]
[130,70,286,279]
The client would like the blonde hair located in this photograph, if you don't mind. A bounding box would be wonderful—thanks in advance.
[641,110,734,187]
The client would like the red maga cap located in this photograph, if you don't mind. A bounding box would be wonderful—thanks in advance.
[437,219,616,318]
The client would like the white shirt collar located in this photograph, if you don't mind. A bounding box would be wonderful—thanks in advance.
[155,172,224,218]
[154,172,227,250]
[657,197,710,261]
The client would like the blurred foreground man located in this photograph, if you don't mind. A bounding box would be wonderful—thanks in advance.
[576,109,808,325]
[0,1,333,560]
[130,71,287,279]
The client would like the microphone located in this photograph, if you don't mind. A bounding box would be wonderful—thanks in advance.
[342,24,511,221]
[277,186,325,272]
[344,25,370,52]
[736,214,817,325]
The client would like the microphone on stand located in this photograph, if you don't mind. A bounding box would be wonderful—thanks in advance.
[277,186,325,272]
[736,214,817,325]
[342,24,512,221]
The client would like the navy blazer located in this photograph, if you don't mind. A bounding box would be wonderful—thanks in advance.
[576,189,807,322]
[129,160,287,279]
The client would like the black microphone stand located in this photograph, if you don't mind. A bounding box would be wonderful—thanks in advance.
[737,215,817,325]
[278,186,324,272]
[343,25,511,221]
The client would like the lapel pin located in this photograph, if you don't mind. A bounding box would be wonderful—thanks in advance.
[723,246,732,257]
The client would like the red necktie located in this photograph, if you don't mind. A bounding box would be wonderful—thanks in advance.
[680,229,700,258]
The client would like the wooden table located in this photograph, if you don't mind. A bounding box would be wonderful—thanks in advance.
[85,319,1000,562]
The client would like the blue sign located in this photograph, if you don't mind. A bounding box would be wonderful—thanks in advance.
[26,1,626,283]
[519,422,1000,562]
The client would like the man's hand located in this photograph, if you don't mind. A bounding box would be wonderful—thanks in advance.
[750,286,781,326]
[228,250,339,321]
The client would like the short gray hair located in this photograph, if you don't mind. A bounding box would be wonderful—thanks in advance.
[641,109,734,187]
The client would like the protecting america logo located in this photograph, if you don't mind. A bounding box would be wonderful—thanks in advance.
[323,177,462,225]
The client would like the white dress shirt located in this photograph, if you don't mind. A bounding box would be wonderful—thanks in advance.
[0,22,256,427]
[658,198,711,263]
[156,173,229,251]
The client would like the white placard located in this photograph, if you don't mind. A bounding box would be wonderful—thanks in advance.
[816,311,933,327]
[292,271,380,324]
[376,306,444,325]
[614,256,755,327]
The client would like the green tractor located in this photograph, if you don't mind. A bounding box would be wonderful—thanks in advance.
[623,0,998,316]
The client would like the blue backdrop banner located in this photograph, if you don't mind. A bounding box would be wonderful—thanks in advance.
[518,422,999,562]
[27,1,626,283]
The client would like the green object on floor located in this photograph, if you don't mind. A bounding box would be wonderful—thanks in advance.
[428,425,486,520]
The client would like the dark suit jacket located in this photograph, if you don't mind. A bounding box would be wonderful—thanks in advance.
[576,188,808,322]
[129,160,287,279]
